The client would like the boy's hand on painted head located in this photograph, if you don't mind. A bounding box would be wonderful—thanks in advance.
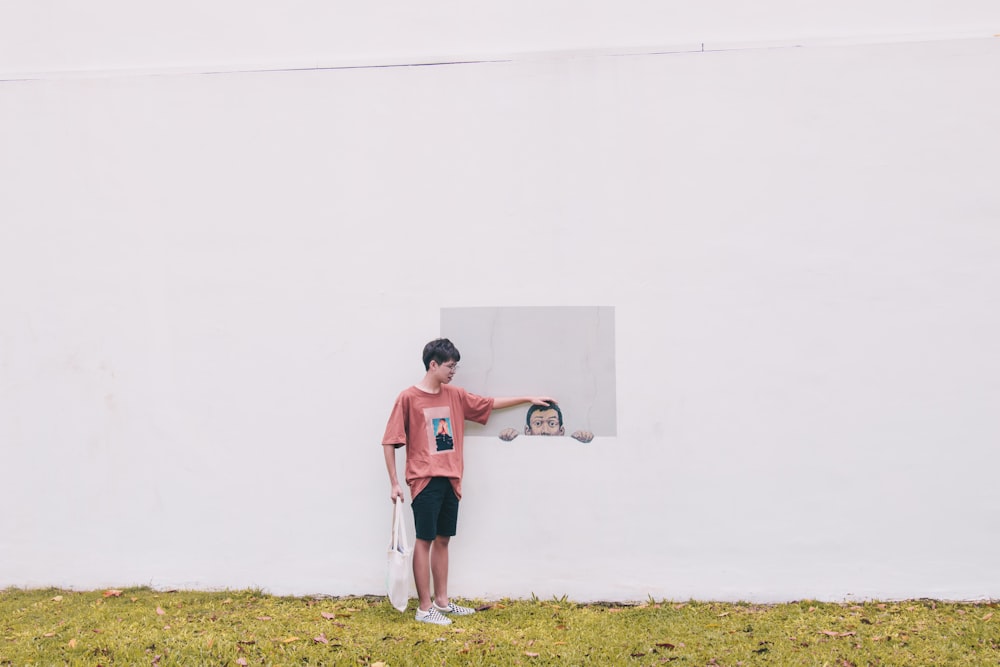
[530,396,556,406]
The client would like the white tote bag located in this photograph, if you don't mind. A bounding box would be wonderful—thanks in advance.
[386,497,411,612]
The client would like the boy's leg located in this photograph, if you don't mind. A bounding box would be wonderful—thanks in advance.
[428,482,475,615]
[411,478,470,618]
[412,538,434,611]
[412,479,449,614]
[431,536,450,607]
[430,536,473,615]
[412,539,450,625]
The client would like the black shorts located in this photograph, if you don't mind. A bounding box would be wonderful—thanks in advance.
[411,477,459,541]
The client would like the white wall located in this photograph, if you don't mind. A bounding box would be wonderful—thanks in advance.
[2,10,999,600]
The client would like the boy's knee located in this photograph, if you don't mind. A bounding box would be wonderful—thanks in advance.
[433,535,450,548]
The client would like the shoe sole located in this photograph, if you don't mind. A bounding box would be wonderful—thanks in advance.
[415,615,452,625]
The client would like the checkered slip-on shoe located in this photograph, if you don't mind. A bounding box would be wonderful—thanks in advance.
[433,601,476,616]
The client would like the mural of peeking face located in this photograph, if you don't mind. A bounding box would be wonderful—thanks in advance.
[526,403,565,436]
[498,402,593,443]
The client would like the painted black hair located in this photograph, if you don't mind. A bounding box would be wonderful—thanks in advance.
[422,338,461,370]
[525,401,562,426]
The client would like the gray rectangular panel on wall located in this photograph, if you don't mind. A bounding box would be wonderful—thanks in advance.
[441,307,616,438]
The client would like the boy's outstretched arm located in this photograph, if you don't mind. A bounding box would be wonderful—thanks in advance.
[492,396,555,410]
[383,443,404,503]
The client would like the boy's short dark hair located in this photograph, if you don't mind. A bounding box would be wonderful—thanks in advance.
[526,401,562,426]
[423,338,461,370]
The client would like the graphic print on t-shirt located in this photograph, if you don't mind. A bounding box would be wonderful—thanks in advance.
[423,407,454,453]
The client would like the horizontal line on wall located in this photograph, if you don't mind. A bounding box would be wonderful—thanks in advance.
[1,30,996,83]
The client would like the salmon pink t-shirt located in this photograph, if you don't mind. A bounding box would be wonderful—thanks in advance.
[382,384,493,500]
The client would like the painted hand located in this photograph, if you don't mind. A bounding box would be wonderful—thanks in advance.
[571,430,594,443]
[498,428,519,442]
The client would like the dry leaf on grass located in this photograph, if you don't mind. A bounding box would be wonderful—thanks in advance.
[525,651,540,657]
[155,607,165,616]
[313,634,329,644]
[983,612,994,621]
[68,639,77,649]
[321,612,336,619]
[103,590,123,598]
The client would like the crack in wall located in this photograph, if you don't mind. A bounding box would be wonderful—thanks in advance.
[4,32,993,83]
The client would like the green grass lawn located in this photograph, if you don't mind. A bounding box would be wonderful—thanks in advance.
[1,588,997,666]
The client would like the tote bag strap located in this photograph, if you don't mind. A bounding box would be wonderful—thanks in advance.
[390,497,407,553]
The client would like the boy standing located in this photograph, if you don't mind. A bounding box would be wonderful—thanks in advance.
[382,338,553,625]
